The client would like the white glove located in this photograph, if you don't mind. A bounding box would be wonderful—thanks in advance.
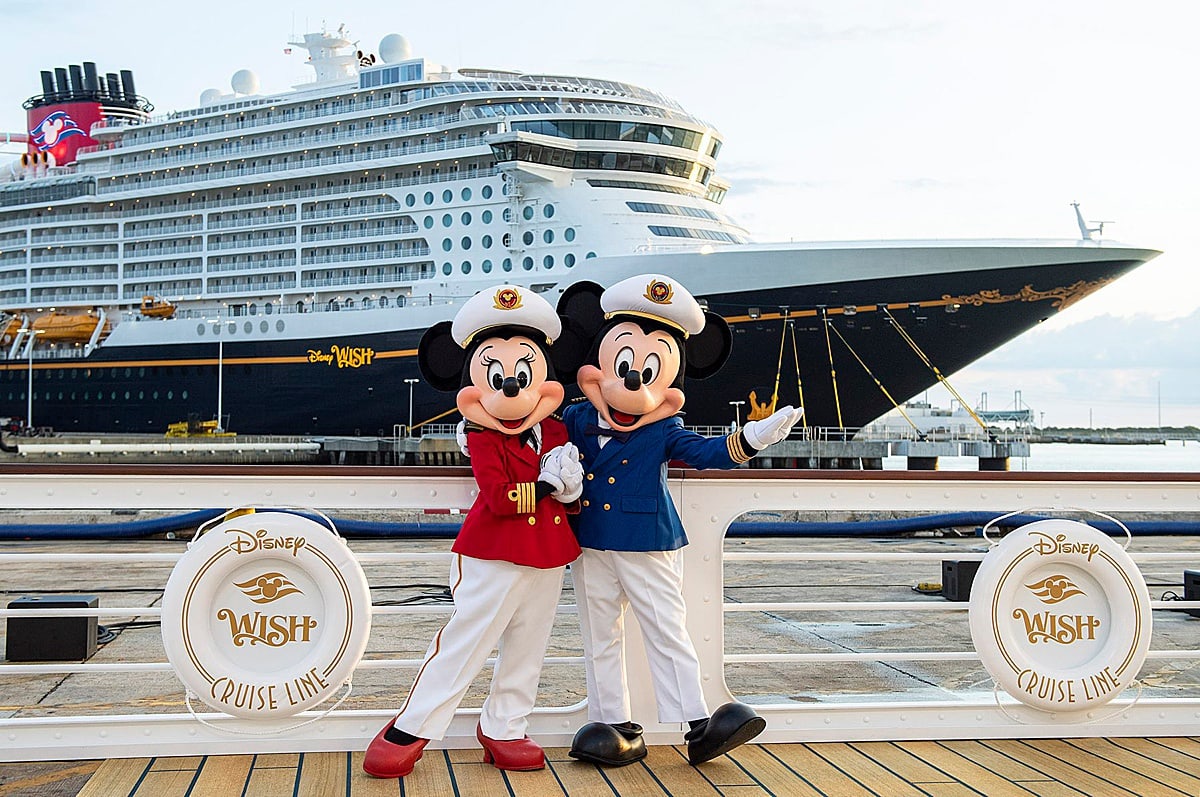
[456,419,470,457]
[742,405,804,450]
[538,447,566,494]
[554,442,583,503]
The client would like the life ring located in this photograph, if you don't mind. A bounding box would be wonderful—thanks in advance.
[161,510,372,719]
[969,518,1151,713]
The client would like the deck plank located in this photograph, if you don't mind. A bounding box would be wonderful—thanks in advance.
[849,741,954,785]
[446,760,510,795]
[719,743,821,796]
[934,740,1053,783]
[808,742,928,796]
[296,752,348,797]
[75,757,153,797]
[149,756,203,772]
[1018,738,1190,797]
[592,758,670,795]
[749,743,872,796]
[254,753,302,769]
[1149,736,1200,759]
[1108,737,1200,776]
[980,739,1142,797]
[917,785,986,797]
[393,749,456,795]
[242,763,299,797]
[1062,738,1200,795]
[636,745,723,796]
[131,769,196,797]
[893,741,1038,797]
[346,752,401,796]
[544,756,618,795]
[188,755,254,796]
[674,745,757,788]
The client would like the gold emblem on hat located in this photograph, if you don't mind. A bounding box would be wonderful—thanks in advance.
[493,287,523,311]
[644,280,674,305]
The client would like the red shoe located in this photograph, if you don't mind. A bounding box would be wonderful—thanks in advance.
[476,723,545,771]
[363,717,429,779]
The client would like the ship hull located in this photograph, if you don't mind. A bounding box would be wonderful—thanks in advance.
[0,248,1144,435]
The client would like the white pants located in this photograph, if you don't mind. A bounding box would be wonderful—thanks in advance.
[393,554,565,740]
[573,547,709,724]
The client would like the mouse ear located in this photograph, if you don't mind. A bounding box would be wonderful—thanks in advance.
[417,321,466,392]
[556,281,606,340]
[550,317,592,386]
[684,311,732,380]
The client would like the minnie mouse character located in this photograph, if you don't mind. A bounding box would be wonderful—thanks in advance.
[558,274,802,767]
[363,285,584,779]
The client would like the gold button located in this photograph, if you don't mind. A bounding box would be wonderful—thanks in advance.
[586,473,594,480]
[582,499,590,507]
[607,476,615,484]
[527,516,536,526]
[554,516,562,524]
[603,503,611,511]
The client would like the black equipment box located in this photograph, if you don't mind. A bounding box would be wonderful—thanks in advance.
[1185,570,1200,618]
[942,560,981,602]
[5,595,99,662]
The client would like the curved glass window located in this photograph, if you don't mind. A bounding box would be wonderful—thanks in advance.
[543,255,554,269]
[543,229,554,244]
[522,206,534,221]
[405,193,416,207]
[423,191,434,205]
[461,261,471,274]
[627,201,723,222]
[461,187,472,201]
[423,216,434,229]
[522,256,533,271]
[522,231,534,246]
[509,120,707,152]
[442,213,453,228]
[502,258,512,272]
[442,238,453,252]
[565,227,576,242]
[647,225,745,243]
[482,185,493,199]
[482,234,493,248]
[543,204,555,219]
[461,211,472,225]
[586,251,597,259]
[442,189,453,203]
[565,252,576,267]
[482,259,493,273]
[482,209,493,224]
[461,236,472,250]
[442,262,452,275]
[491,142,708,184]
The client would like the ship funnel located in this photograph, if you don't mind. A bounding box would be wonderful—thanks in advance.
[39,71,55,96]
[53,67,69,99]
[119,70,136,103]
[105,73,120,101]
[68,65,83,95]
[82,62,99,93]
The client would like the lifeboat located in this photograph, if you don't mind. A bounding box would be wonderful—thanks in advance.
[31,312,108,342]
[139,295,176,319]
[1,315,24,346]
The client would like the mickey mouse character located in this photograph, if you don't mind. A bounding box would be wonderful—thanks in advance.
[363,285,584,779]
[558,274,802,767]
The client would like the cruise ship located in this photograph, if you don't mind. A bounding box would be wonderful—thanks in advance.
[0,25,1159,436]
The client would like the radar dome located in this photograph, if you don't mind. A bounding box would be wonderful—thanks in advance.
[379,34,412,64]
[231,69,260,96]
[199,88,222,106]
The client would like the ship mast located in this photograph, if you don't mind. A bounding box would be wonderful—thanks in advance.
[288,23,360,85]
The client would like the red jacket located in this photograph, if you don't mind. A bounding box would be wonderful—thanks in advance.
[452,420,581,569]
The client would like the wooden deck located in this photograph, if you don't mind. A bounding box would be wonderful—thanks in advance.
[68,738,1200,797]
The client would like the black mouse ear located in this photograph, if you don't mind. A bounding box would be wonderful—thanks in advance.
[417,321,466,392]
[550,317,592,386]
[685,311,732,380]
[556,281,606,339]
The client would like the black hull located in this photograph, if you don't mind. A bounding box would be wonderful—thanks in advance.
[0,257,1141,435]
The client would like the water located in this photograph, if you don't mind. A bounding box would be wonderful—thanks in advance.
[883,439,1200,472]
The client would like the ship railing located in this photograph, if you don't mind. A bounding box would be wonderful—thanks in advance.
[29,253,115,265]
[300,247,431,266]
[28,291,118,305]
[207,214,296,231]
[122,265,204,280]
[204,259,297,276]
[207,281,294,296]
[121,246,204,261]
[95,137,490,196]
[207,237,296,252]
[30,271,119,286]
[123,223,206,239]
[300,206,402,223]
[300,272,427,289]
[301,224,419,243]
[0,470,1196,761]
[30,231,120,244]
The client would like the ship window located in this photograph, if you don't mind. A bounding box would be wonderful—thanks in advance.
[502,233,512,247]
[424,192,434,205]
[124,368,132,378]
[502,208,512,222]
[565,227,576,242]
[461,188,472,201]
[565,253,576,267]
[543,230,554,244]
[482,235,492,249]
[138,368,145,378]
[461,261,471,274]
[442,214,453,228]
[586,251,597,259]
[124,391,130,400]
[277,321,285,332]
[544,204,555,219]
[522,231,534,246]
[482,210,493,224]
[182,390,188,400]
[461,237,472,250]
[522,257,533,271]
[442,189,453,204]
[405,194,416,207]
[482,185,493,199]
[153,391,158,400]
[442,239,452,252]
[543,255,554,269]
[265,302,273,315]
[442,262,452,275]
[260,321,269,333]
[482,259,492,273]
[461,212,472,226]
[244,322,252,334]
[424,217,434,229]
[522,206,534,221]
[111,391,118,400]
[502,258,512,272]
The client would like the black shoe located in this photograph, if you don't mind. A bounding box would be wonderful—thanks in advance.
[568,721,648,767]
[685,703,766,765]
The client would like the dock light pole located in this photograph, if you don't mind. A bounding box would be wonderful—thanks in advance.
[216,337,224,431]
[404,378,419,436]
[729,400,745,429]
[26,330,44,431]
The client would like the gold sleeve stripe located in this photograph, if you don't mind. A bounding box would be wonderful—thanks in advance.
[727,433,752,464]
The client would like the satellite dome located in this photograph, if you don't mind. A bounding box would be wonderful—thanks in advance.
[231,69,260,96]
[379,34,412,64]
[199,88,222,106]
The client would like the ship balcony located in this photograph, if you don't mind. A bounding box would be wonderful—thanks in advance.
[207,236,296,253]
[29,252,118,265]
[122,245,203,261]
[300,226,419,244]
[300,246,430,266]
[300,266,430,289]
[0,274,27,286]
[0,255,27,267]
[123,222,204,240]
[0,211,126,232]
[207,213,297,232]
[29,288,118,303]
[30,231,120,245]
[207,278,296,295]
[30,270,118,285]
[206,258,297,275]
[123,264,204,279]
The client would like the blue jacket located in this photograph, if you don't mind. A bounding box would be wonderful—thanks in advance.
[563,402,751,551]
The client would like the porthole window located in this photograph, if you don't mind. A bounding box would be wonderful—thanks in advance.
[543,255,554,269]
[442,213,453,228]
[423,191,434,205]
[544,204,555,219]
[244,322,253,333]
[276,320,285,332]
[442,262,452,275]
[482,259,493,273]
[248,303,257,316]
[543,229,554,244]
[153,391,159,400]
[405,193,416,207]
[502,208,512,222]
[461,261,471,274]
[442,238,453,252]
[502,258,513,272]
[482,210,493,224]
[522,206,534,221]
[565,252,576,267]
[440,189,451,203]
[461,187,472,201]
[138,391,144,400]
[565,227,576,242]
[124,391,130,400]
[522,231,534,246]
[138,367,145,377]
[522,256,533,270]
[461,211,472,225]
[260,321,269,332]
[586,251,597,259]
[380,296,389,308]
[423,216,434,229]
[124,368,131,377]
[482,234,492,248]
[482,185,493,199]
[461,236,472,250]
[265,303,274,315]
[196,323,206,335]
[182,390,188,400]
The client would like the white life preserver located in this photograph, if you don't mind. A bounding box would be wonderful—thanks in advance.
[161,510,371,719]
[969,518,1151,713]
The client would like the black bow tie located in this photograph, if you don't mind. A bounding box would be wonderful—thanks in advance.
[585,423,630,443]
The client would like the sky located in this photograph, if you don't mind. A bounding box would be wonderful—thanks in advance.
[2,0,1197,428]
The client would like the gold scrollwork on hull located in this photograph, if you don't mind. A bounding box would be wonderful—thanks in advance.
[942,277,1117,313]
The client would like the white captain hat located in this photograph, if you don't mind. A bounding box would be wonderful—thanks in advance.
[451,284,562,348]
[601,273,705,337]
